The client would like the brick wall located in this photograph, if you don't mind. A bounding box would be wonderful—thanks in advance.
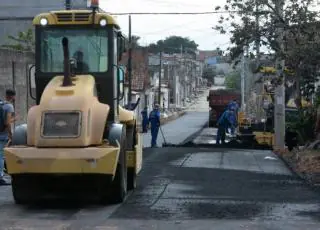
[0,48,35,125]
[120,48,150,91]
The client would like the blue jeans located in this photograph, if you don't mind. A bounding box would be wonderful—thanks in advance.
[230,126,235,135]
[216,125,226,144]
[0,140,6,178]
[150,125,159,147]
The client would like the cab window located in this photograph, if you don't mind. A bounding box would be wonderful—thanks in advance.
[40,28,108,73]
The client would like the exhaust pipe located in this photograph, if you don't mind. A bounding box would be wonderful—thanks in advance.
[62,37,73,87]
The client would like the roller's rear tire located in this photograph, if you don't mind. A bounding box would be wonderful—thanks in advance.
[11,175,38,205]
[127,168,137,190]
[100,126,127,205]
[126,125,137,190]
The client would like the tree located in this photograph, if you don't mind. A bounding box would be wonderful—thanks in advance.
[2,28,35,52]
[124,35,142,49]
[202,67,217,83]
[217,69,225,75]
[214,0,320,109]
[225,71,241,90]
[148,36,198,57]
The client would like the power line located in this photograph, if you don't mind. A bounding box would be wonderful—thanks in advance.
[134,19,205,35]
[0,10,238,21]
[109,11,238,15]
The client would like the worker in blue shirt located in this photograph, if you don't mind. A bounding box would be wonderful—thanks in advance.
[227,100,239,113]
[149,104,161,147]
[216,108,235,144]
[141,106,149,133]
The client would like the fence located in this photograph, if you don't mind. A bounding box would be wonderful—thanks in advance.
[0,48,35,125]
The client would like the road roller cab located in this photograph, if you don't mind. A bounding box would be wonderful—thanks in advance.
[4,1,143,205]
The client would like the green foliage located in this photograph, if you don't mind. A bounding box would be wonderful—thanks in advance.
[225,71,241,90]
[217,69,225,75]
[214,0,320,100]
[2,28,35,52]
[124,35,142,49]
[202,67,216,83]
[314,87,320,107]
[288,107,316,143]
[148,36,198,56]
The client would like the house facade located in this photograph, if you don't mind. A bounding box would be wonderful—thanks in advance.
[120,48,151,119]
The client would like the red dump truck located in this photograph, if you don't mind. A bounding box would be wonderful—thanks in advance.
[207,89,241,127]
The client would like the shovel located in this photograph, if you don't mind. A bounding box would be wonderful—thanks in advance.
[160,125,176,147]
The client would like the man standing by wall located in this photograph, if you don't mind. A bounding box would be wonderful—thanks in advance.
[141,106,149,133]
[0,89,15,185]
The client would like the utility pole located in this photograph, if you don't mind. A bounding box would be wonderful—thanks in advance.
[255,0,262,120]
[274,0,285,151]
[241,46,245,111]
[65,0,71,10]
[128,15,132,104]
[255,1,260,63]
[158,51,162,106]
[180,45,183,106]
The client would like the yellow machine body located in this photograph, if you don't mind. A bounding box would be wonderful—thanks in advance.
[32,10,120,27]
[5,74,142,176]
[4,6,143,204]
[253,131,274,146]
[5,75,115,175]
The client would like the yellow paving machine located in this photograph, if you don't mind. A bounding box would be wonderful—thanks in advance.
[236,65,311,148]
[4,0,142,205]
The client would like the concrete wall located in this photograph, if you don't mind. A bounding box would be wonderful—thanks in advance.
[214,75,225,86]
[0,0,88,45]
[0,48,35,125]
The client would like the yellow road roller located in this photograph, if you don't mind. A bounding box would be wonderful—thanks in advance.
[4,1,142,205]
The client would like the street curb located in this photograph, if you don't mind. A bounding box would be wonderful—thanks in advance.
[180,142,272,149]
[274,151,320,193]
[137,111,186,132]
[161,111,187,125]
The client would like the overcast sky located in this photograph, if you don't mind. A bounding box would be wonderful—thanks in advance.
[99,0,320,51]
[100,0,231,51]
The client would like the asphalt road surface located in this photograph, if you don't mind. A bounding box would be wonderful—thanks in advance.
[1,146,319,229]
[193,127,235,145]
[0,90,320,229]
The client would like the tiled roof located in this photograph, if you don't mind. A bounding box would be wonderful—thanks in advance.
[197,50,220,61]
